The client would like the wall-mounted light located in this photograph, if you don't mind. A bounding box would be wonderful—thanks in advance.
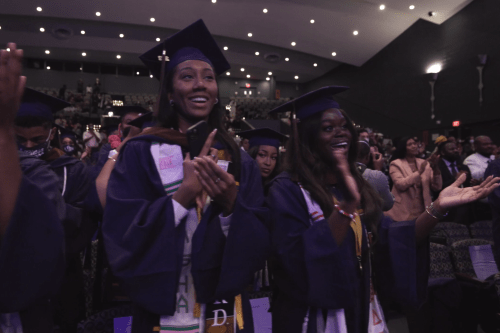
[426,63,442,119]
[477,54,487,106]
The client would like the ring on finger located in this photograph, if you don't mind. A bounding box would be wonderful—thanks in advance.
[215,177,221,184]
[211,154,216,159]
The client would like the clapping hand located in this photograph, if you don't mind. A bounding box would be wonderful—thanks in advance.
[435,174,500,211]
[0,43,25,129]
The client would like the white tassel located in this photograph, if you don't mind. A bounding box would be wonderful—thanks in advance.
[301,308,310,333]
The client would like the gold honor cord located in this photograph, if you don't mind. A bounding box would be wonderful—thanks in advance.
[333,197,363,270]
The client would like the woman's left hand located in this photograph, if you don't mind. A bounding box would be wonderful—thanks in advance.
[194,155,238,216]
[435,174,500,211]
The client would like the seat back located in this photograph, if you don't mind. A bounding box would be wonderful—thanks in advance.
[431,222,470,247]
[470,220,493,242]
[450,238,494,278]
[429,242,455,279]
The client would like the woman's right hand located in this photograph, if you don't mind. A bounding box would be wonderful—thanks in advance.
[332,150,360,207]
[418,160,428,175]
[0,43,25,130]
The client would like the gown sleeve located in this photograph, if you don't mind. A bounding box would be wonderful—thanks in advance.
[191,152,270,302]
[266,176,358,310]
[102,140,185,315]
[373,216,430,308]
[0,156,65,312]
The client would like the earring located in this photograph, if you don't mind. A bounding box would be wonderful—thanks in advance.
[215,98,219,104]
[170,100,174,106]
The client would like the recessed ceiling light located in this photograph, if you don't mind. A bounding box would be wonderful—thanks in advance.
[332,52,337,56]
[36,7,42,12]
[223,46,228,50]
[379,4,385,10]
[150,17,155,22]
[409,5,415,10]
[45,50,50,54]
[294,76,299,80]
[96,12,101,16]
[268,72,272,75]
[255,51,259,56]
[81,30,85,35]
[248,32,253,37]
[119,34,124,38]
[314,63,318,67]
[40,27,45,32]
[156,37,160,42]
[266,77,270,81]
[116,55,121,59]
[291,42,296,46]
[46,66,50,70]
[429,11,436,16]
[136,72,140,75]
[80,67,82,70]
[226,72,230,76]
[212,0,216,3]
[150,74,153,78]
[240,68,245,71]
[82,52,87,56]
[246,74,250,78]
[310,19,315,24]
[353,30,359,35]
[0,26,2,30]
[263,8,268,13]
[285,57,289,61]
[6,48,10,52]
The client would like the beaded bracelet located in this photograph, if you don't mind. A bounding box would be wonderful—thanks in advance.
[334,204,357,221]
[425,202,448,220]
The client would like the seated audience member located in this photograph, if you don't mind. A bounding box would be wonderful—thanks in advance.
[0,43,65,333]
[15,88,92,332]
[240,137,250,151]
[239,128,287,188]
[357,128,369,142]
[464,135,495,181]
[356,141,394,211]
[386,136,442,221]
[59,127,82,158]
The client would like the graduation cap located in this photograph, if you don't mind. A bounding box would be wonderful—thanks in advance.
[58,127,77,143]
[269,86,349,120]
[139,19,231,79]
[17,88,71,122]
[112,106,149,118]
[128,111,155,129]
[239,128,288,150]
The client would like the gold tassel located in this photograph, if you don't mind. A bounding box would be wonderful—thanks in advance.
[193,301,201,318]
[235,294,244,330]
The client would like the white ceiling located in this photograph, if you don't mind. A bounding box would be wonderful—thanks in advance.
[0,0,473,82]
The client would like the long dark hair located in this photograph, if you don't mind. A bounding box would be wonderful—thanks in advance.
[158,67,241,181]
[285,109,382,235]
[390,136,413,162]
[248,145,282,185]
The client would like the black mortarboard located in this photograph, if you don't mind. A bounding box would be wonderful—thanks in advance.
[112,106,149,118]
[269,86,349,120]
[239,128,288,150]
[17,88,71,122]
[139,19,230,79]
[59,127,77,142]
[128,112,155,129]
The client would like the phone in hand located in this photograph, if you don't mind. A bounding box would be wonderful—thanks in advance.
[186,121,209,160]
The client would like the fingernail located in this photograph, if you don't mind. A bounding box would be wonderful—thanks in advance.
[212,129,218,134]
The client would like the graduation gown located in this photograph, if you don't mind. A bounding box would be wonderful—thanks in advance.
[0,154,66,333]
[266,172,429,333]
[102,134,270,331]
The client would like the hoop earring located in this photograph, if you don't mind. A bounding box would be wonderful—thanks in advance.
[170,100,175,106]
[215,98,219,104]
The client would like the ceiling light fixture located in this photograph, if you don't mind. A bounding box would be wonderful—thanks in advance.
[226,72,230,76]
[332,52,337,56]
[223,46,228,50]
[426,63,442,74]
[353,30,359,35]
[40,27,45,32]
[156,37,160,42]
[96,12,101,16]
[45,50,50,54]
[379,4,385,10]
[240,68,245,71]
[136,72,140,75]
[409,5,415,10]
[36,7,42,12]
[294,76,299,80]
[150,17,155,22]
[248,32,252,37]
[263,8,268,13]
[0,26,2,30]
[255,51,259,56]
[310,19,315,24]
[6,48,10,52]
[268,72,272,75]
[285,58,289,61]
[266,77,270,81]
[150,74,153,78]
[82,52,86,56]
[212,0,216,3]
[81,30,85,34]
[116,55,121,59]
[314,63,318,67]
[246,74,250,78]
[46,66,50,70]
[119,34,124,38]
[291,42,296,46]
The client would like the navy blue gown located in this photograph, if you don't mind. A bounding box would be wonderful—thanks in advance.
[102,134,270,331]
[0,154,66,333]
[266,172,429,333]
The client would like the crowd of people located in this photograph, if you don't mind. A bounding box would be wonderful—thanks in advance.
[2,18,500,333]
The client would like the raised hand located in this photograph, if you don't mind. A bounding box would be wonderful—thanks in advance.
[427,152,440,170]
[0,43,26,129]
[436,174,500,211]
[419,160,428,175]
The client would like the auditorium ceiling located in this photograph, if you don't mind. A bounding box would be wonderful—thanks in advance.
[0,0,473,82]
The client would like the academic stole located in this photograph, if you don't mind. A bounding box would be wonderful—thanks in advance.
[151,142,243,332]
[297,184,388,333]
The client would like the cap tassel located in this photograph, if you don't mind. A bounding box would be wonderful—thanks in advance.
[154,47,167,118]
